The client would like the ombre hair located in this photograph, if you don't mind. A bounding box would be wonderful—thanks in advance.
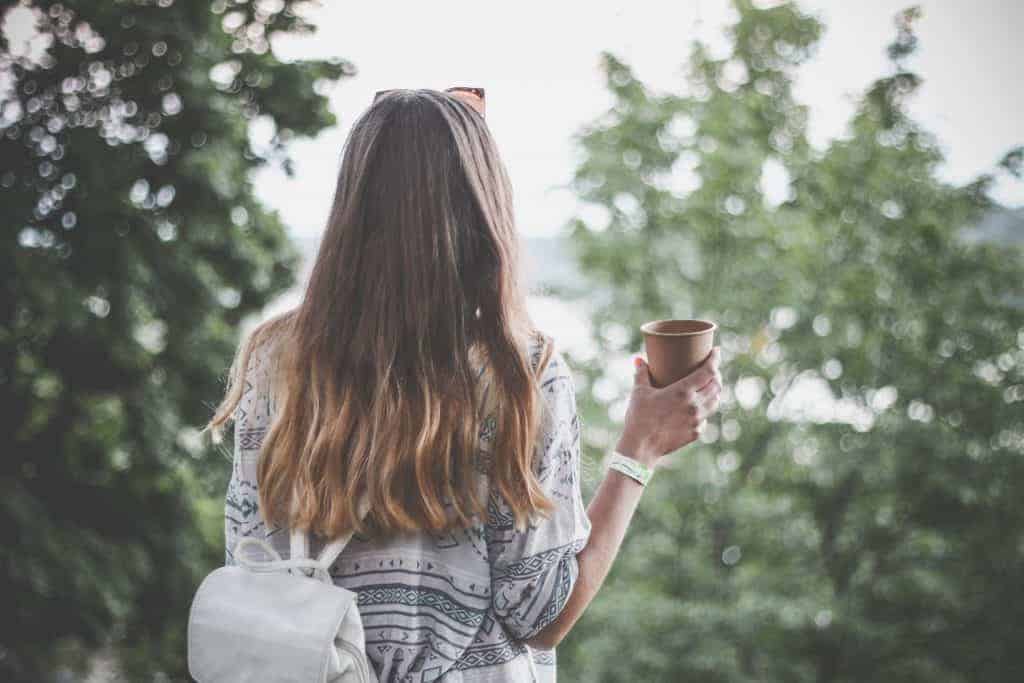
[204,89,556,540]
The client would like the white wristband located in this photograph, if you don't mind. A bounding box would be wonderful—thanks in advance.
[606,451,654,487]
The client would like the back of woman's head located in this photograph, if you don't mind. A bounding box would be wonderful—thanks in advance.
[206,88,556,539]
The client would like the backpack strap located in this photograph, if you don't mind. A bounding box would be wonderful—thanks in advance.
[234,536,335,581]
[311,493,372,570]
[288,488,371,579]
[289,492,308,563]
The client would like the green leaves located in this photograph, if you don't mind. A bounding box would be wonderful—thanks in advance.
[1,1,352,679]
[560,1,1024,680]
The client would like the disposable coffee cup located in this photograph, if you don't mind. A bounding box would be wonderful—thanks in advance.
[640,319,717,388]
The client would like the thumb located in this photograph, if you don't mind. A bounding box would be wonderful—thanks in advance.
[633,356,652,387]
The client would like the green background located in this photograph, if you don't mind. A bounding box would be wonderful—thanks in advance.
[2,1,1021,680]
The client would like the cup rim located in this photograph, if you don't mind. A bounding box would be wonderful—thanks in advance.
[640,318,717,337]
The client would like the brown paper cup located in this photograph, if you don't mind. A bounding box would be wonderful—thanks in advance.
[640,319,717,388]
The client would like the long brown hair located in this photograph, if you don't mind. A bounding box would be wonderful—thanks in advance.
[203,89,556,540]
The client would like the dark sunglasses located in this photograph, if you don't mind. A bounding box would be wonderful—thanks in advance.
[373,86,486,117]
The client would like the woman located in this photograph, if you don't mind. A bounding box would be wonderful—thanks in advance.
[204,87,723,682]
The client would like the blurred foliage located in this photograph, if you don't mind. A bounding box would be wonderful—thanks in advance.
[0,0,353,679]
[558,1,1023,681]
[3,0,1022,680]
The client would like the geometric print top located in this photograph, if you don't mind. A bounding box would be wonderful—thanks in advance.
[224,332,592,683]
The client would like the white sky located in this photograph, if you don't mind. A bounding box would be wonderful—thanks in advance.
[255,0,1023,240]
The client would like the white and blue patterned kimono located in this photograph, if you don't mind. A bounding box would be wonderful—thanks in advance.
[224,333,592,682]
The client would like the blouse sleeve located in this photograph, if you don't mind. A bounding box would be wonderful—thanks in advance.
[485,347,592,642]
[223,343,276,566]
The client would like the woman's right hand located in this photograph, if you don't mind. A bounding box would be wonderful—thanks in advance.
[615,347,723,468]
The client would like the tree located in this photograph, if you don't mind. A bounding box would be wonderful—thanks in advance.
[557,2,1023,680]
[0,1,352,679]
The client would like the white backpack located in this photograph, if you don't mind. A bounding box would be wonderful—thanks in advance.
[187,493,379,682]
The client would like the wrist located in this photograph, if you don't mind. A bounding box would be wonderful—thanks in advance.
[614,435,659,469]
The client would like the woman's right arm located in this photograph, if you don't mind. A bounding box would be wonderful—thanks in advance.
[522,347,723,650]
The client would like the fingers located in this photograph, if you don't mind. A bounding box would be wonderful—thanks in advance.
[671,348,724,448]
[683,386,721,422]
[696,368,723,398]
[681,366,723,426]
[671,347,721,394]
[698,393,720,421]
[674,365,722,416]
[686,420,704,445]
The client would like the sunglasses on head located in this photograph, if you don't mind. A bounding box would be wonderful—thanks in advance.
[373,86,486,117]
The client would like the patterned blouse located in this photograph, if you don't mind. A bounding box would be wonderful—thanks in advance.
[224,334,592,682]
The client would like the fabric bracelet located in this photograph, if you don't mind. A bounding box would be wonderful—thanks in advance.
[606,451,654,487]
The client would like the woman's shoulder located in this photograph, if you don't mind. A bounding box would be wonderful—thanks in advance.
[526,328,563,380]
[230,324,289,424]
[526,331,575,416]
